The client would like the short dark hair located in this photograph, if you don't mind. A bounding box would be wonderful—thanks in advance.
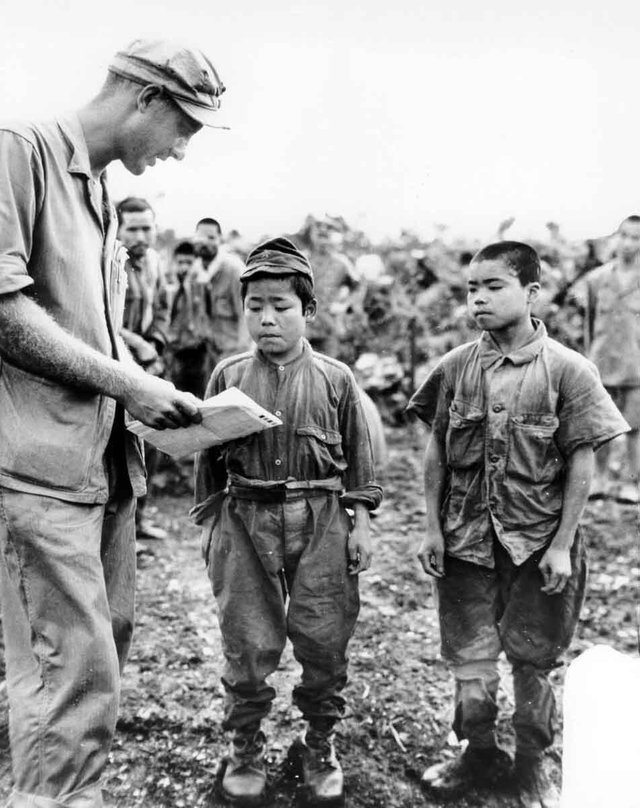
[618,215,640,231]
[240,272,315,309]
[173,240,195,257]
[196,217,221,233]
[116,196,154,224]
[471,241,540,285]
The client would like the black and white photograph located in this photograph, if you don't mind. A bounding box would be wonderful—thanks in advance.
[0,1,638,806]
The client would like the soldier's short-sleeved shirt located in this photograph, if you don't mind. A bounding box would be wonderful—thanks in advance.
[407,320,629,568]
[0,115,145,502]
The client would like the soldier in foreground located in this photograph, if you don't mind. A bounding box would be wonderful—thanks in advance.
[0,39,225,807]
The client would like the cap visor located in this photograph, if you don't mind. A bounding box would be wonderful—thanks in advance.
[173,97,229,129]
[241,266,305,281]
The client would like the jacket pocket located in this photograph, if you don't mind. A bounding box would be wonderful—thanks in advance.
[508,414,562,483]
[445,403,485,469]
[0,362,103,491]
[295,425,343,473]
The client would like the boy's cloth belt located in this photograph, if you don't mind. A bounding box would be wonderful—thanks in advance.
[228,474,343,503]
[190,475,344,523]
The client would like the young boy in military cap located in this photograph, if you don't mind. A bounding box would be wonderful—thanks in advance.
[406,241,628,808]
[192,236,382,805]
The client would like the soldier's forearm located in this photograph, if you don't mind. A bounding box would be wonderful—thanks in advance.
[0,290,140,402]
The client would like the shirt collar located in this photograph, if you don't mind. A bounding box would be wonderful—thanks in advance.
[478,318,547,369]
[56,114,99,179]
[255,338,312,369]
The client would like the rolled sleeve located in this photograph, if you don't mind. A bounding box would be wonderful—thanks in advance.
[339,370,383,510]
[556,359,630,456]
[0,130,42,296]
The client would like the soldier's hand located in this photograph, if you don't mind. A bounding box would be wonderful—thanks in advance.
[123,373,202,429]
[417,532,445,578]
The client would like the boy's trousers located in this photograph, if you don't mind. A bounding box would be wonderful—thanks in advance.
[436,532,587,756]
[205,490,360,731]
[0,459,136,807]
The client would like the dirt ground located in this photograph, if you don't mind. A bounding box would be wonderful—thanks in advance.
[0,425,638,807]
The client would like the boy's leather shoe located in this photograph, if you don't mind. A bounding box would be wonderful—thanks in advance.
[301,726,344,804]
[422,745,512,795]
[514,752,560,808]
[221,727,267,805]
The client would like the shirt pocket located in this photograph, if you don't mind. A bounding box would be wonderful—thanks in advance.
[445,402,485,469]
[508,413,563,483]
[295,425,343,474]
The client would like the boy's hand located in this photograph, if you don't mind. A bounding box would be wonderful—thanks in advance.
[417,531,445,578]
[347,521,372,575]
[539,547,572,595]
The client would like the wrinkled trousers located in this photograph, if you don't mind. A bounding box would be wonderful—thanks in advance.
[436,533,587,755]
[205,492,360,731]
[0,468,136,807]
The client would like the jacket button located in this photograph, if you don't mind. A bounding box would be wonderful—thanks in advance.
[492,404,503,412]
[275,459,282,466]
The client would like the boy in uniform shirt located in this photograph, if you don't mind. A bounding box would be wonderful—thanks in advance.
[192,237,382,805]
[406,241,628,808]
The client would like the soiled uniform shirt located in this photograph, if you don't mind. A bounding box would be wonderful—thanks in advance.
[577,261,640,387]
[193,340,382,521]
[122,249,169,347]
[194,249,250,357]
[407,320,628,568]
[0,115,145,503]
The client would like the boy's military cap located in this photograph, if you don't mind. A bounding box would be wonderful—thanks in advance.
[242,237,314,283]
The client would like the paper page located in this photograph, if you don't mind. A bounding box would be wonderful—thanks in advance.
[126,386,282,458]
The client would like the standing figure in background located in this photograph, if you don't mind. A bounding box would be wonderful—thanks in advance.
[117,196,171,544]
[303,216,362,360]
[578,214,640,503]
[166,239,211,398]
[0,38,221,807]
[193,217,250,388]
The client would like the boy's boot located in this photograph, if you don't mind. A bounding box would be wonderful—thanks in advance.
[514,752,560,808]
[421,744,512,795]
[302,723,344,804]
[423,675,510,795]
[221,724,267,805]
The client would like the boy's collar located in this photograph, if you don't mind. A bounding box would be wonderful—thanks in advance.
[478,318,547,369]
[254,338,311,368]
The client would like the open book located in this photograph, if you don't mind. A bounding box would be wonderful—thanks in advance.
[127,386,282,458]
